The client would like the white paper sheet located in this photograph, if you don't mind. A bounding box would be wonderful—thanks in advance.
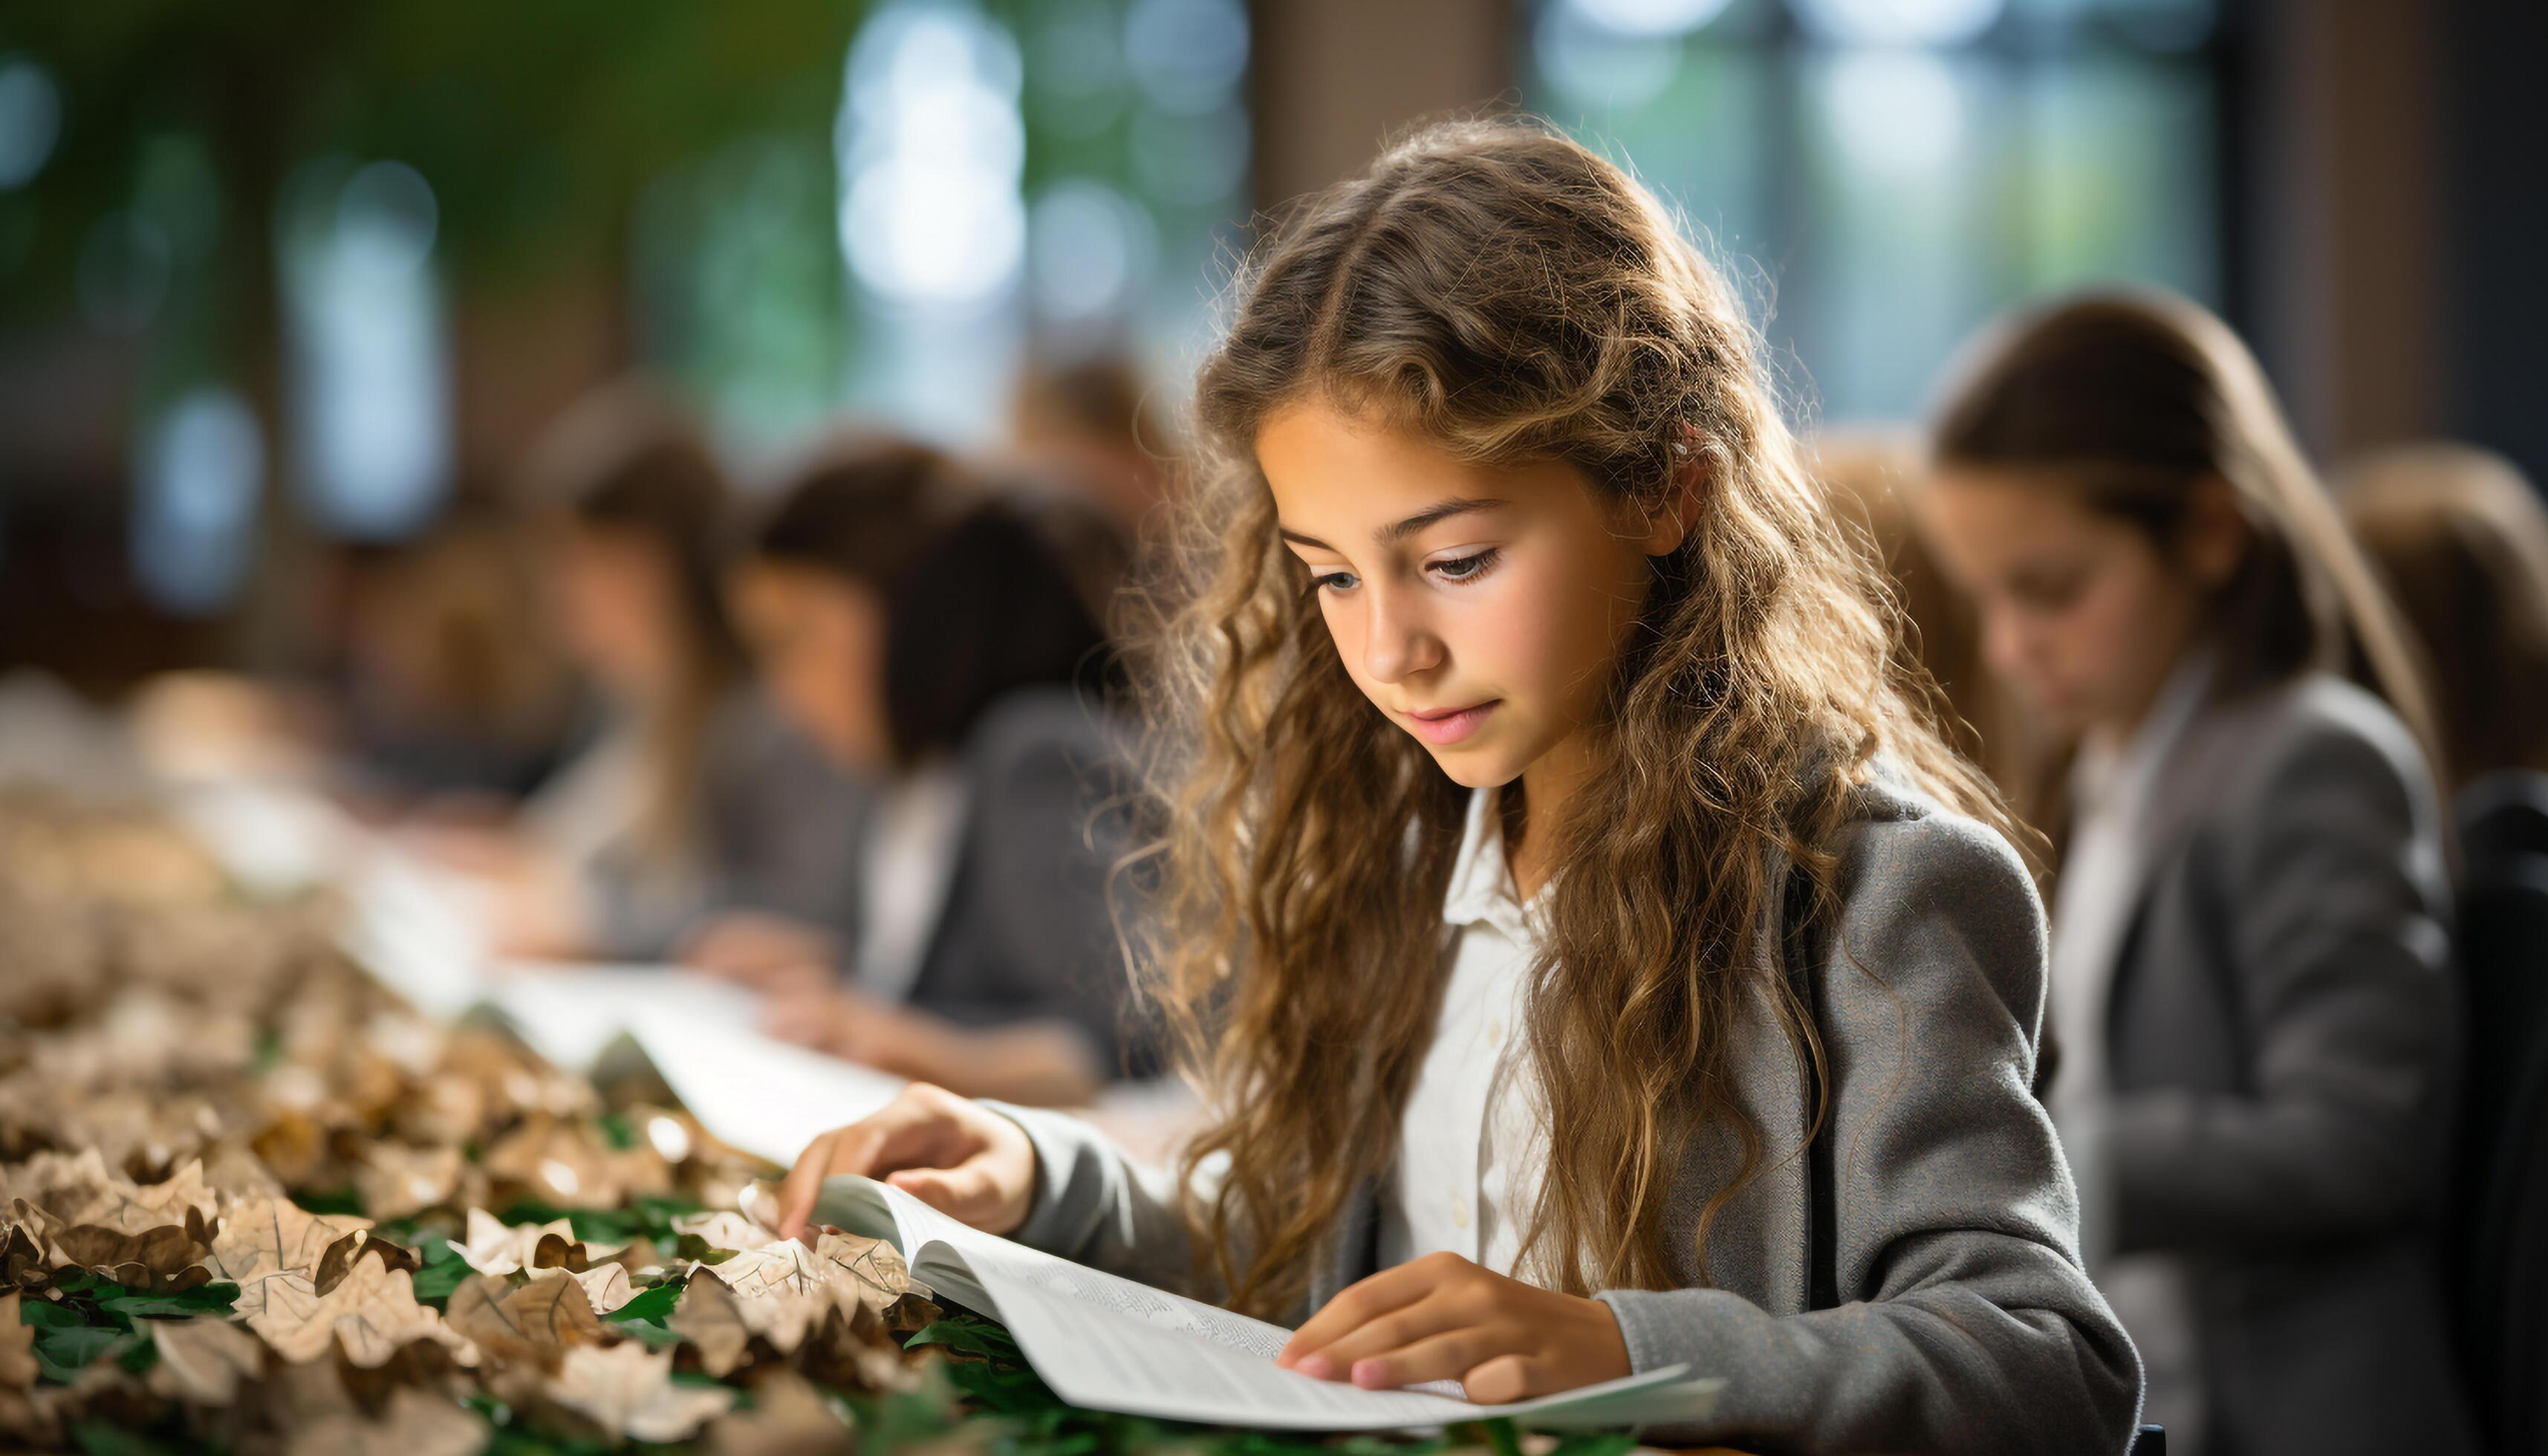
[482,962,766,1075]
[813,1175,1723,1433]
[625,1007,907,1166]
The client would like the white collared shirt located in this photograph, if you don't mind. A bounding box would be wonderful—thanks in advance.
[1375,784,1551,1278]
[2046,646,2216,1452]
[849,758,971,1006]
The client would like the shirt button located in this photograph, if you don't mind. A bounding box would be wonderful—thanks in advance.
[1452,1197,1471,1230]
[1486,1018,1505,1047]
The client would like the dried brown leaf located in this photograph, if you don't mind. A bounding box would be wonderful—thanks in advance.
[445,1270,603,1371]
[704,1371,857,1455]
[283,1385,487,1456]
[208,1197,370,1300]
[0,1293,36,1390]
[244,1261,469,1368]
[570,1261,637,1314]
[545,1341,734,1443]
[668,1271,753,1378]
[146,1316,264,1404]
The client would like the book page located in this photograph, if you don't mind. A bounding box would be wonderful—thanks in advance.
[813,1176,1720,1433]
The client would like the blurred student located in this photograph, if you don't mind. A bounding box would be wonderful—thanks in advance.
[323,503,577,807]
[2337,443,2548,798]
[1811,426,2032,797]
[718,438,1145,1106]
[1918,291,2475,1456]
[462,389,866,960]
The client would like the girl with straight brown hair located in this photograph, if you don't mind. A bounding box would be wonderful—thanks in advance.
[776,119,2140,1452]
[2339,442,2548,799]
[1918,291,2476,1456]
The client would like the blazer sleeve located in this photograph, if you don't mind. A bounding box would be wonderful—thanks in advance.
[1595,810,2145,1454]
[696,695,872,944]
[2107,715,2457,1250]
[939,695,1154,1077]
[975,1099,1231,1302]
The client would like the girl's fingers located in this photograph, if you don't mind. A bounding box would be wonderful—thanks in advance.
[884,1162,995,1221]
[775,1128,842,1239]
[1276,1261,1449,1369]
[1290,1298,1466,1382]
[1456,1352,1542,1406]
[773,1090,959,1239]
[1336,1327,1498,1391]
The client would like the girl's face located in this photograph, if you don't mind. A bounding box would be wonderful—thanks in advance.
[729,561,894,772]
[1917,468,2236,738]
[1257,399,1675,793]
[551,523,682,701]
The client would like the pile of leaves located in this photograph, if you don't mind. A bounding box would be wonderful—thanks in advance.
[0,790,1655,1455]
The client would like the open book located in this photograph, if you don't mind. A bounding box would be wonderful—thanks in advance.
[809,1174,1725,1433]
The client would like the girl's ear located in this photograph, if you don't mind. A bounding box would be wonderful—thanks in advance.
[1637,427,1711,557]
[2179,474,2252,588]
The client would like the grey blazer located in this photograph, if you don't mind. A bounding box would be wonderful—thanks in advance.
[905,689,1153,1079]
[986,770,2144,1452]
[583,689,871,960]
[2100,673,2477,1456]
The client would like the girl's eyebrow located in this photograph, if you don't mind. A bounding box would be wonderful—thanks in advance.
[1277,495,1511,551]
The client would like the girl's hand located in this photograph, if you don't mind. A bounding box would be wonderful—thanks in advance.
[681,911,842,992]
[764,986,954,1078]
[774,1082,1037,1242]
[1275,1252,1632,1403]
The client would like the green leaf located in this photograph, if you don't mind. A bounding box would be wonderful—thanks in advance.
[34,1325,130,1382]
[294,1188,365,1217]
[70,1420,186,1456]
[18,1299,86,1330]
[605,1281,681,1325]
[904,1319,1018,1362]
[98,1283,241,1320]
[1477,1417,1527,1456]
[614,1319,683,1350]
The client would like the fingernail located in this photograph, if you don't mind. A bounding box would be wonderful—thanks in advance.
[1295,1353,1332,1379]
[1351,1359,1386,1388]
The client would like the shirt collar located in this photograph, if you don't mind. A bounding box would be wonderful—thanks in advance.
[1443,785,1544,937]
[2072,643,2218,819]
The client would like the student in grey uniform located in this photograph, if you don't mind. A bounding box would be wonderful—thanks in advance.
[721,439,1148,1106]
[1918,291,2479,1456]
[494,389,867,960]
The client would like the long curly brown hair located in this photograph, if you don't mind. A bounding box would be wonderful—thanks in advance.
[1120,117,2012,1318]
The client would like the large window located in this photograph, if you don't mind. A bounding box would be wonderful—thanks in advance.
[636,0,1251,462]
[1523,0,2226,424]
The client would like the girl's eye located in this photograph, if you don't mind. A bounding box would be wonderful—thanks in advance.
[1429,549,1500,583]
[2012,571,2085,610]
[1311,570,1360,594]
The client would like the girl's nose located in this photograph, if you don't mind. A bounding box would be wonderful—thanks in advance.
[1361,585,1443,685]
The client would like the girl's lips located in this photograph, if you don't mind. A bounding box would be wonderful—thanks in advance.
[1405,700,1499,746]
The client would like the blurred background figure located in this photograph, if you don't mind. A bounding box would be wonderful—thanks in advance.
[2336,441,2548,1452]
[319,502,577,808]
[1810,425,2030,800]
[717,438,1145,1105]
[2337,443,2548,799]
[418,385,868,961]
[1917,290,2474,1456]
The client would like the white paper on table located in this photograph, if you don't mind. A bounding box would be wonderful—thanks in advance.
[625,1007,906,1166]
[338,849,498,1020]
[481,962,767,1075]
[164,779,358,897]
[812,1175,1724,1434]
